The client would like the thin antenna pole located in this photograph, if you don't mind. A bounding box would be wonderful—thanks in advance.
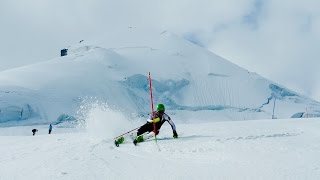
[272,97,276,119]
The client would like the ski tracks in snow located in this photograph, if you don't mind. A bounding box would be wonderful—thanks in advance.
[1,119,320,179]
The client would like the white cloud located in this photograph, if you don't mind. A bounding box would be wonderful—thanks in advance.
[0,0,319,100]
[207,0,320,100]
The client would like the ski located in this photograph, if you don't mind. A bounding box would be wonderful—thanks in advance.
[114,132,134,147]
[114,132,153,147]
[133,132,155,146]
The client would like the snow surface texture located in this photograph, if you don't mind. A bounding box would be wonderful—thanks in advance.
[0,105,319,180]
[0,29,319,125]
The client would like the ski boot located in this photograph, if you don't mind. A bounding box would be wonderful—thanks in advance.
[133,135,144,146]
[114,136,124,147]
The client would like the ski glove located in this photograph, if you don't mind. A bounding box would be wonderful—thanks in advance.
[147,117,160,123]
[173,130,178,138]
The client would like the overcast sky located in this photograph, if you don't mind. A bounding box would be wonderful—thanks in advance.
[1,0,319,101]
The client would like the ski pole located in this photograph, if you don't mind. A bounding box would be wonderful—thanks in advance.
[113,127,140,140]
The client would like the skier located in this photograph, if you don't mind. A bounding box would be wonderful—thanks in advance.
[32,129,38,136]
[48,124,52,134]
[115,103,178,146]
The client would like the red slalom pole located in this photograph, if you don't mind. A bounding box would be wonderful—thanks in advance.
[148,72,157,142]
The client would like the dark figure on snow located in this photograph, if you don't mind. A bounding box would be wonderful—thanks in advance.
[32,129,38,136]
[115,104,178,146]
[48,124,52,134]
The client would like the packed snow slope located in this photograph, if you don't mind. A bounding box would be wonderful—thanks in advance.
[0,115,320,180]
[0,29,319,125]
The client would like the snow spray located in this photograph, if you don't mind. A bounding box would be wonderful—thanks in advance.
[78,99,133,140]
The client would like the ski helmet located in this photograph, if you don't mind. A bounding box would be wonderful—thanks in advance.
[156,103,165,112]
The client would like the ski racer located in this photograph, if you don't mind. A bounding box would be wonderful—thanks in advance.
[115,103,178,146]
[133,103,178,145]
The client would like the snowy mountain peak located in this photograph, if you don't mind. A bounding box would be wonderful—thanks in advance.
[0,31,319,125]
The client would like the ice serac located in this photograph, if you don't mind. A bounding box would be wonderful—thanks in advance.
[0,30,319,125]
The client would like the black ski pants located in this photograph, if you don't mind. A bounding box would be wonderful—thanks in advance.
[137,122,161,136]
